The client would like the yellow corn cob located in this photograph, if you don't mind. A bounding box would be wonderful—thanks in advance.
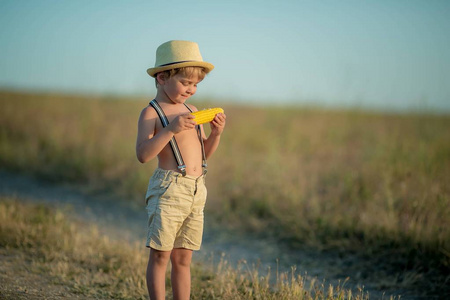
[191,108,224,125]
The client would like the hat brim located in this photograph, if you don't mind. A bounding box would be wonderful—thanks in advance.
[147,61,214,77]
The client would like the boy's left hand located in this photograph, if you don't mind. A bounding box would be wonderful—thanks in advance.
[210,113,226,136]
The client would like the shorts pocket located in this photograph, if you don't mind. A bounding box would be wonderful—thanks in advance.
[146,178,173,205]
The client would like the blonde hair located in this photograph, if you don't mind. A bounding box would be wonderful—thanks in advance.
[155,66,208,87]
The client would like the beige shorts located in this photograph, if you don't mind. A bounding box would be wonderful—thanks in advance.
[145,168,207,251]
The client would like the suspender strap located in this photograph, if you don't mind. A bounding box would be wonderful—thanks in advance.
[183,103,208,175]
[149,100,208,176]
[149,100,187,175]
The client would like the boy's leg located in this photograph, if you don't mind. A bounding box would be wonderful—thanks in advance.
[170,248,193,300]
[147,248,171,300]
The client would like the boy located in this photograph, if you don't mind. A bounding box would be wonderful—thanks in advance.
[135,40,226,300]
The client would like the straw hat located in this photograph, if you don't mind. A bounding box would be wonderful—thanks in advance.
[147,40,214,77]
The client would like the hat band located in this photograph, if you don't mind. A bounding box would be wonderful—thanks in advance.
[157,60,200,67]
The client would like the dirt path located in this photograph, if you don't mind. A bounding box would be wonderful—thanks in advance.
[0,170,419,299]
[0,248,98,300]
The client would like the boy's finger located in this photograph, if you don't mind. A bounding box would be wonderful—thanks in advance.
[215,114,225,122]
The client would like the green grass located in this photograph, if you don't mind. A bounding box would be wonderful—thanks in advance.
[1,89,449,295]
[0,198,372,299]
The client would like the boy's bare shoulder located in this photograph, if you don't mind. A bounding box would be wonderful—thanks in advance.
[137,105,158,140]
[139,105,158,120]
[186,103,198,112]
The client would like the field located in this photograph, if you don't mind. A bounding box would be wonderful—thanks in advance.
[0,198,372,299]
[1,90,449,297]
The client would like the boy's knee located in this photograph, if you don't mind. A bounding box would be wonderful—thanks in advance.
[172,257,191,268]
[171,250,192,268]
[149,249,171,265]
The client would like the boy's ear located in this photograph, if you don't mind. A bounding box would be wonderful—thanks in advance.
[156,73,166,86]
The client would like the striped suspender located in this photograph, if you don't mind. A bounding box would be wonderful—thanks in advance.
[149,100,207,176]
[183,103,208,175]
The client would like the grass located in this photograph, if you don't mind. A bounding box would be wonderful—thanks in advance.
[1,89,449,295]
[0,198,374,299]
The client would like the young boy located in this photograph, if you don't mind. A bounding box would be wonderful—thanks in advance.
[136,40,226,300]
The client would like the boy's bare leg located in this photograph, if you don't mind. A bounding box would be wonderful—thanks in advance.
[170,248,193,300]
[147,249,171,300]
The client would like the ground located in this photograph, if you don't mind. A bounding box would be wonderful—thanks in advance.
[0,171,427,299]
[0,249,99,300]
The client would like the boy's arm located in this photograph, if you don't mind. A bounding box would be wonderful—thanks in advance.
[203,113,226,159]
[136,106,196,163]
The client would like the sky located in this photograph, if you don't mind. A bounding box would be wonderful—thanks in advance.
[1,0,449,112]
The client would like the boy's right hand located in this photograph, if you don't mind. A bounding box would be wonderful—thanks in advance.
[167,113,196,134]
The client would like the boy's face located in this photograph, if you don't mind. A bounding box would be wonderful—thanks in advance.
[161,73,201,104]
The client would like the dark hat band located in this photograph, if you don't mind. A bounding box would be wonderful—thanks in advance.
[157,60,198,67]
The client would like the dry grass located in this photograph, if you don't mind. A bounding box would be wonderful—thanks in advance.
[0,198,375,299]
[1,89,449,295]
[0,198,148,299]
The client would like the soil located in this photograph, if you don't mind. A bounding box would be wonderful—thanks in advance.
[0,249,97,300]
[0,170,440,299]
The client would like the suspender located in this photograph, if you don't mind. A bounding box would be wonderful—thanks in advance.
[184,103,208,175]
[149,99,207,176]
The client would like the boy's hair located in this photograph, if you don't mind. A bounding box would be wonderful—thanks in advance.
[155,66,208,87]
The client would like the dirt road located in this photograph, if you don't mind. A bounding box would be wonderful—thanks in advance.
[0,170,419,299]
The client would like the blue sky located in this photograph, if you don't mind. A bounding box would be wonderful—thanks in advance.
[1,0,449,112]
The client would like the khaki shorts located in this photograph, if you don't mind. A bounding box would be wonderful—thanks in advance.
[145,168,207,251]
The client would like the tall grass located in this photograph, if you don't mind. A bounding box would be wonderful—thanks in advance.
[1,90,449,294]
[0,90,147,192]
[0,198,373,299]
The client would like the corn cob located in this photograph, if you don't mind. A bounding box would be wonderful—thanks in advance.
[191,108,224,125]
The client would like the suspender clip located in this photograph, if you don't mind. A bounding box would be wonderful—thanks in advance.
[178,165,187,176]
